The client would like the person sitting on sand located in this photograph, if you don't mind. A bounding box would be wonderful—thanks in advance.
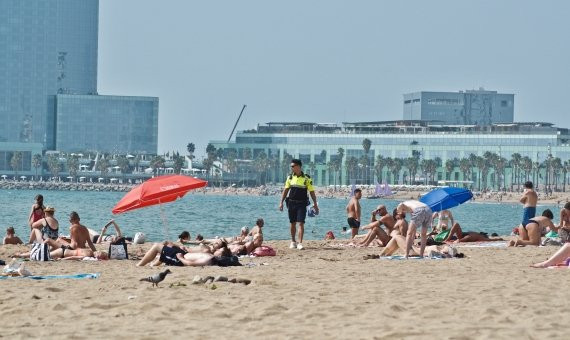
[57,211,97,253]
[136,241,239,267]
[431,209,454,234]
[531,243,570,268]
[377,234,461,258]
[393,209,408,237]
[443,223,504,243]
[397,200,432,258]
[509,209,555,247]
[248,218,264,240]
[3,227,23,245]
[28,206,59,244]
[353,205,395,247]
[555,202,570,243]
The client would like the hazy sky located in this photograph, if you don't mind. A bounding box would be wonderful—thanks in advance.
[98,0,570,157]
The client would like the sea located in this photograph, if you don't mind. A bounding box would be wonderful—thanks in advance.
[0,189,562,241]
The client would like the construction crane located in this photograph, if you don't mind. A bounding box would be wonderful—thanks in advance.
[227,104,247,142]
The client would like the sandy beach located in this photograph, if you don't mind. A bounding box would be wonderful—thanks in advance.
[1,240,569,339]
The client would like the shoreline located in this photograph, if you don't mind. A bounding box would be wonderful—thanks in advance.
[2,180,570,206]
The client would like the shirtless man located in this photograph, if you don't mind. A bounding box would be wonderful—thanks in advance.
[346,188,362,239]
[509,209,555,247]
[396,200,432,258]
[354,205,396,247]
[520,181,538,228]
[248,218,264,239]
[55,211,97,254]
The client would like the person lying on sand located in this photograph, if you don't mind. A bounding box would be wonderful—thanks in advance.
[443,223,504,243]
[50,247,108,260]
[531,243,570,268]
[352,205,395,247]
[136,241,240,267]
[509,209,555,247]
[93,219,126,244]
[377,234,462,258]
[4,227,23,245]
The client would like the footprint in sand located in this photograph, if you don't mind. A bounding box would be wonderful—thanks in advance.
[45,287,64,292]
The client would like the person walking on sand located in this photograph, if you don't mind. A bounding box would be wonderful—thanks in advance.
[520,181,538,228]
[279,159,318,250]
[346,188,362,239]
[396,200,432,258]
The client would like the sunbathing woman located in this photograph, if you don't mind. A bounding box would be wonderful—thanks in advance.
[379,234,461,257]
[94,219,124,244]
[136,241,239,267]
[50,247,108,260]
[443,223,504,243]
[531,243,570,268]
[28,206,59,244]
[509,209,555,247]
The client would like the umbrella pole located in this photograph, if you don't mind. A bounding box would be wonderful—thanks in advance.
[159,201,170,241]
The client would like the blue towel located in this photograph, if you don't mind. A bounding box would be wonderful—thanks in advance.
[0,273,99,280]
[380,255,443,260]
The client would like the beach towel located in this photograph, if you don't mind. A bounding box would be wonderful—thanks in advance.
[454,241,508,248]
[380,255,444,260]
[0,273,99,280]
[30,243,51,261]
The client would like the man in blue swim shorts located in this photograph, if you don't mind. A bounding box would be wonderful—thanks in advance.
[519,181,537,227]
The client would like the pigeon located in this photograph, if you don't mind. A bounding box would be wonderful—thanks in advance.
[140,269,171,287]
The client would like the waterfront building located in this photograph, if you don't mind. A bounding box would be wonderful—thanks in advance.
[0,0,158,176]
[210,121,570,190]
[403,89,514,125]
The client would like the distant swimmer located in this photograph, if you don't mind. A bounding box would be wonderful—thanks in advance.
[346,188,362,239]
[519,181,537,228]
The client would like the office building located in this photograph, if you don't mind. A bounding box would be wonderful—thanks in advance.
[403,89,514,125]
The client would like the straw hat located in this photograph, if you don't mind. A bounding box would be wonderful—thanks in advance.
[44,206,55,213]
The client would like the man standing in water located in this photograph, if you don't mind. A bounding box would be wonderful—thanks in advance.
[520,181,538,228]
[346,188,362,239]
[279,159,318,250]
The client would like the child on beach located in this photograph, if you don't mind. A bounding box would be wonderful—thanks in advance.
[3,227,23,245]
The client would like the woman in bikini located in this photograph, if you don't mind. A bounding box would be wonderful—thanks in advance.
[509,209,555,247]
[28,206,59,244]
[28,194,45,227]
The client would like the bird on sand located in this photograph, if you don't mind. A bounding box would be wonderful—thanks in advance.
[140,269,172,287]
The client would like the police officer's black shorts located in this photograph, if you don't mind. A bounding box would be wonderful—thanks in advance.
[288,202,307,223]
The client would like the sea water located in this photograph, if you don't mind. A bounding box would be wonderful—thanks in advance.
[0,189,561,241]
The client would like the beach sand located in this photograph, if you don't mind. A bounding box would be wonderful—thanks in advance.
[1,241,569,339]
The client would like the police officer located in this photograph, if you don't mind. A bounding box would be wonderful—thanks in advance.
[279,159,318,250]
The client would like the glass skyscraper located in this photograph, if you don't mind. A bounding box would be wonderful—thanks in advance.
[0,0,158,165]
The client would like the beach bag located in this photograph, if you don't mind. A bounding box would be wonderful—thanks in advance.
[252,246,276,257]
[214,255,242,267]
[434,230,450,242]
[108,238,128,260]
[133,232,145,244]
[30,243,51,261]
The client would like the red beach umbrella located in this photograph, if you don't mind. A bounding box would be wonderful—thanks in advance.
[112,175,207,214]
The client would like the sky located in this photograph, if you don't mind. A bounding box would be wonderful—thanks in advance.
[97,0,570,158]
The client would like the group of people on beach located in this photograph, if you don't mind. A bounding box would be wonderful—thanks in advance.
[3,159,570,269]
[3,193,267,267]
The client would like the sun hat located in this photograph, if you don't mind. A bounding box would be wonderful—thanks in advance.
[44,206,55,213]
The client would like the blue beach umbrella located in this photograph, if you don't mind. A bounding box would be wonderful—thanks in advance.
[420,187,473,212]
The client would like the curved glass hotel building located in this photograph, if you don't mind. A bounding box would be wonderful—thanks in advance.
[210,90,570,189]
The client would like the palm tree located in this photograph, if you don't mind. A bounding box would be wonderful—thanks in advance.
[186,142,195,160]
[253,151,269,185]
[468,153,478,187]
[511,153,522,190]
[521,156,533,182]
[66,155,79,180]
[459,158,471,187]
[483,151,497,190]
[345,157,358,184]
[32,154,42,180]
[307,161,316,178]
[445,159,455,181]
[404,157,419,185]
[116,155,130,177]
[374,155,386,183]
[384,157,394,183]
[10,152,22,179]
[97,157,110,182]
[149,155,165,177]
[563,160,570,192]
[337,148,345,185]
[358,155,369,184]
[494,156,507,191]
[47,154,61,179]
[389,158,403,185]
[172,154,185,174]
[362,138,372,184]
[551,157,562,192]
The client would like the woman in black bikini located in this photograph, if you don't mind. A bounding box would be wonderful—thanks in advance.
[509,209,555,246]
